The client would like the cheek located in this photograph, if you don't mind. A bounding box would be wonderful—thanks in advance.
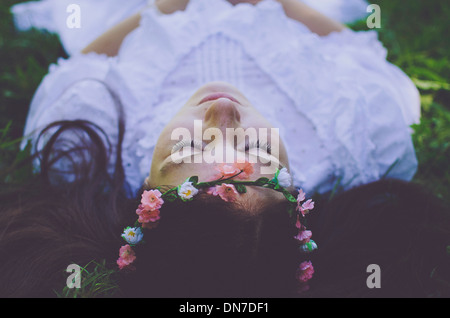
[162,115,200,140]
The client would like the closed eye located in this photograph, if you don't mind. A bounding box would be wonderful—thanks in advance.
[245,140,272,154]
[191,139,204,150]
[172,139,204,152]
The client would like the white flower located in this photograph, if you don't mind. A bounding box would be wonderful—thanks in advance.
[178,181,199,201]
[277,167,292,187]
[121,227,143,245]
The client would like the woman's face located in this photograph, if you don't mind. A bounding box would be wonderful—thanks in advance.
[147,81,290,203]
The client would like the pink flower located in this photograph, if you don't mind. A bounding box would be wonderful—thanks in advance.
[296,198,315,217]
[141,190,164,211]
[137,209,161,224]
[294,230,312,244]
[296,261,314,283]
[136,204,146,215]
[299,199,315,216]
[117,244,136,270]
[215,164,240,179]
[207,187,218,196]
[233,161,254,179]
[212,161,254,181]
[297,189,306,203]
[215,183,239,202]
[207,184,239,202]
[302,199,314,211]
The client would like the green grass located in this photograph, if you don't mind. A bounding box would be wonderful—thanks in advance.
[0,0,66,183]
[54,260,122,298]
[351,0,450,204]
[0,0,449,203]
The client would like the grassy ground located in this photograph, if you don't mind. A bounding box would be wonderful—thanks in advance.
[0,0,449,204]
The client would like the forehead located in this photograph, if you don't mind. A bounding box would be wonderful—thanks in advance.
[155,159,284,187]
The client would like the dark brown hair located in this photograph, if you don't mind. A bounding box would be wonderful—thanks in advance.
[119,191,300,298]
[307,179,450,297]
[0,119,133,297]
[0,89,449,297]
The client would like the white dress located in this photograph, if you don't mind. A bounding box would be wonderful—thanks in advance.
[13,0,420,197]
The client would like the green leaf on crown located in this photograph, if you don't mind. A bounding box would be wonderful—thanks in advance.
[282,189,297,203]
[188,176,199,185]
[165,192,178,202]
[254,177,269,186]
[235,184,247,193]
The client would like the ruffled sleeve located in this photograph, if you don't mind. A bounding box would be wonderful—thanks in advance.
[22,53,116,142]
[21,53,143,193]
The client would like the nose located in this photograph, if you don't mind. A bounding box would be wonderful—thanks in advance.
[204,98,241,129]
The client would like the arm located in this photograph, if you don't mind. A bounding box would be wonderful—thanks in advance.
[81,0,190,56]
[81,12,142,56]
[276,0,347,36]
[229,0,347,36]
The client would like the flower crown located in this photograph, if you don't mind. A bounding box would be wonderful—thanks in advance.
[117,161,317,291]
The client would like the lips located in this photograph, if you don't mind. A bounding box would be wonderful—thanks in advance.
[199,93,241,105]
